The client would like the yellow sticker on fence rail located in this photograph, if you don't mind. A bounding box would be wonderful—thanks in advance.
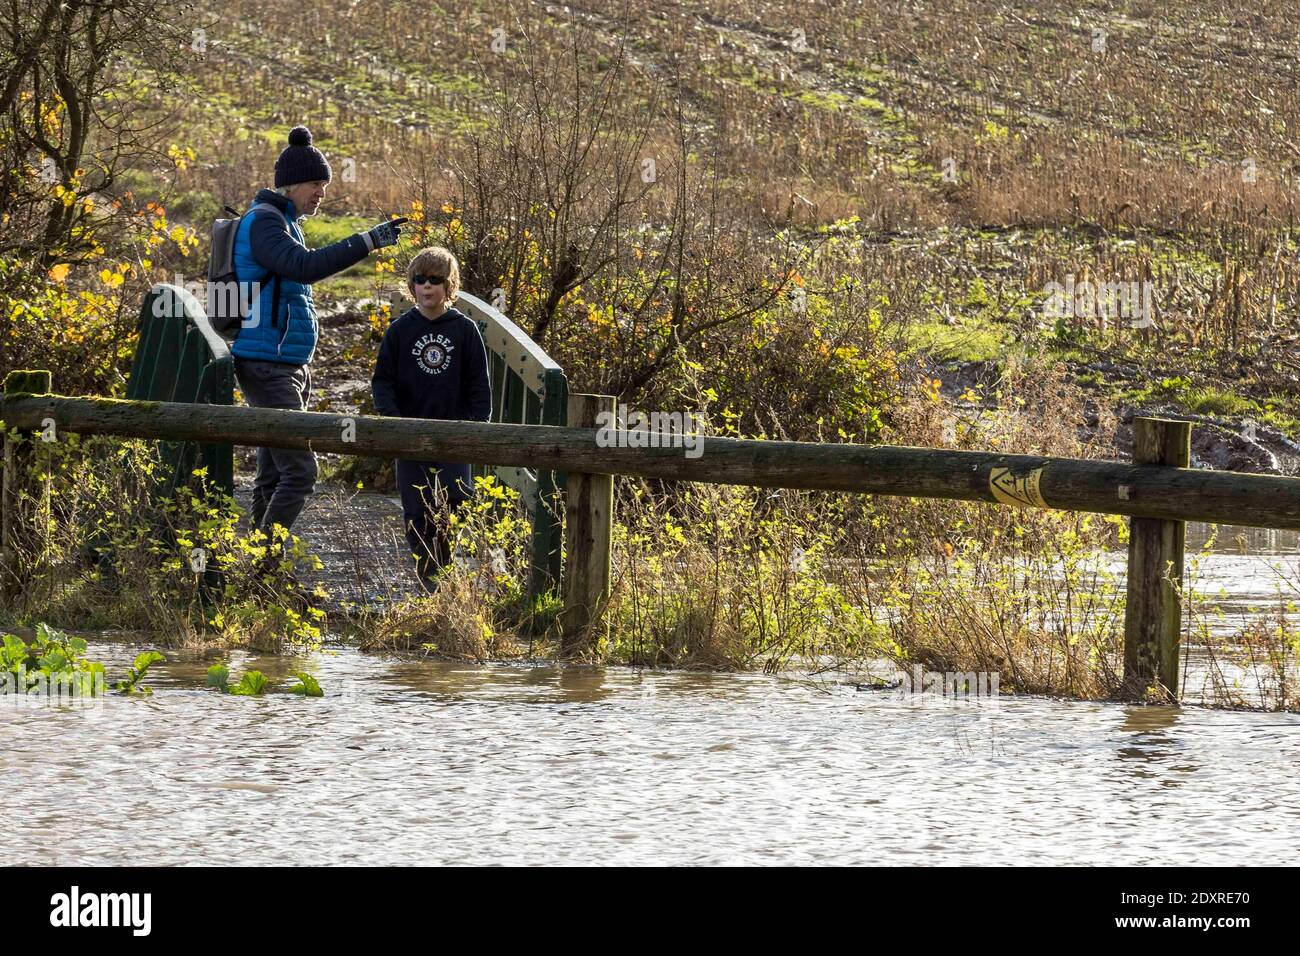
[988,466,1049,509]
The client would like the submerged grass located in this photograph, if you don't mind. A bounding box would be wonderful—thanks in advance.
[1180,528,1300,711]
[359,588,520,663]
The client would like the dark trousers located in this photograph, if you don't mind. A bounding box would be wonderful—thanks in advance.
[396,459,474,588]
[234,358,318,536]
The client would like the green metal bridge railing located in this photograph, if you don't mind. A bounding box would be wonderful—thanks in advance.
[125,284,235,498]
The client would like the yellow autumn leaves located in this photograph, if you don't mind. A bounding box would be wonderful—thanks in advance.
[98,263,138,288]
[167,144,196,171]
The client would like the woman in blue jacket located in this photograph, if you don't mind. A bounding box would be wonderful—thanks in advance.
[233,125,404,542]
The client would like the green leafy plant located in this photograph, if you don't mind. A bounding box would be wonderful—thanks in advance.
[0,624,168,698]
[226,670,270,696]
[2,624,106,695]
[287,672,323,697]
[115,650,164,695]
[206,664,321,697]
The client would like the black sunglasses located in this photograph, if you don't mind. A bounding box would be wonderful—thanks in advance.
[411,274,447,287]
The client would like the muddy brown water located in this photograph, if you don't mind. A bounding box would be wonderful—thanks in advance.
[6,640,1299,866]
[4,522,1297,865]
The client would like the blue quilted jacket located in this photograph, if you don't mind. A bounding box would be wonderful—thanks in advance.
[231,188,371,365]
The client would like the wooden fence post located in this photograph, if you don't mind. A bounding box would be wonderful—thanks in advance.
[1122,417,1192,701]
[2,370,52,598]
[561,393,614,657]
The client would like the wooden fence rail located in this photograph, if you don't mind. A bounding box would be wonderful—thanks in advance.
[6,375,1300,700]
[5,392,1300,528]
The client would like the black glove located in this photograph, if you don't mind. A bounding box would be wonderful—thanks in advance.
[362,216,408,251]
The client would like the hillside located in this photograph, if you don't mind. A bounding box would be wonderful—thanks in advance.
[96,0,1294,474]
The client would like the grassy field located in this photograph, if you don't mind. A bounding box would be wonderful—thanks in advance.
[112,0,1298,463]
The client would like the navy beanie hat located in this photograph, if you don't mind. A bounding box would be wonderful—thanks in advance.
[274,126,332,188]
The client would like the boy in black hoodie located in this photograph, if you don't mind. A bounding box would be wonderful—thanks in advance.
[372,247,492,590]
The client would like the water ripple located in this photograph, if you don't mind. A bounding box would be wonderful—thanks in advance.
[5,641,1297,865]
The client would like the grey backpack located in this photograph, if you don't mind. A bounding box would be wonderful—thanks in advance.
[207,202,285,341]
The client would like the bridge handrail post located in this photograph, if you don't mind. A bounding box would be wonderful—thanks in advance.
[1122,417,1192,702]
[560,393,615,657]
[2,369,52,599]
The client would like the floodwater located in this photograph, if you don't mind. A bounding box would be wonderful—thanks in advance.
[5,638,1298,866]
[1182,522,1300,618]
[3,522,1296,866]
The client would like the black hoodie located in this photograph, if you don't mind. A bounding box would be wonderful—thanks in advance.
[372,306,491,422]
